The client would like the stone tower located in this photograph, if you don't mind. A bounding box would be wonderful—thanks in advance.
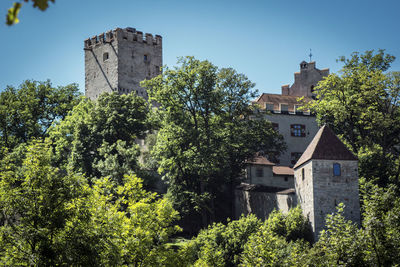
[293,125,360,240]
[84,27,162,100]
[281,61,329,97]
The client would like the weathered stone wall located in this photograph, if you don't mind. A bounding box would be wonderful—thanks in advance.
[85,28,162,100]
[85,31,119,99]
[235,189,297,219]
[294,161,315,232]
[295,160,360,240]
[264,113,319,166]
[282,61,329,97]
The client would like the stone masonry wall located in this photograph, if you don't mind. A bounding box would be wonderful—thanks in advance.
[294,161,315,232]
[312,159,360,238]
[235,190,297,219]
[84,28,162,100]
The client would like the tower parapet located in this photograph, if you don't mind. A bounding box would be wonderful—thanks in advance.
[84,27,162,100]
[84,27,162,50]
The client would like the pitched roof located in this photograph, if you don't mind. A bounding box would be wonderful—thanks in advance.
[272,166,294,176]
[245,156,275,166]
[254,93,312,113]
[293,125,357,169]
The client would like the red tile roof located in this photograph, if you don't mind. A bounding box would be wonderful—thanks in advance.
[294,125,357,169]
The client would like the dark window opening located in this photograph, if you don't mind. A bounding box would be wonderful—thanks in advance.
[311,85,315,93]
[144,54,148,62]
[103,52,109,62]
[302,168,305,180]
[284,177,288,182]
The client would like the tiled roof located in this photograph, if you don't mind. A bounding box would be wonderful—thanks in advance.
[293,125,357,169]
[245,156,275,166]
[254,93,312,113]
[273,166,294,176]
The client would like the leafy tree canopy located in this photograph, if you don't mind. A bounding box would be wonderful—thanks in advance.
[142,56,285,231]
[0,140,180,265]
[306,50,400,186]
[48,92,154,186]
[0,80,81,154]
[6,0,54,25]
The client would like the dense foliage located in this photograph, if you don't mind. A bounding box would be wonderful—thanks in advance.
[142,57,285,231]
[2,51,400,265]
[307,50,400,186]
[0,80,80,154]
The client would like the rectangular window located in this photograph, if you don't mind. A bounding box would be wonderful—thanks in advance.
[256,168,263,177]
[266,103,274,111]
[291,152,303,165]
[290,124,306,137]
[295,105,302,114]
[280,104,289,114]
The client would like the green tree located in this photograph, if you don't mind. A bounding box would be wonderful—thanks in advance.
[0,140,180,265]
[142,57,285,230]
[359,179,400,266]
[240,207,311,266]
[6,0,54,25]
[178,214,261,266]
[307,50,400,186]
[0,80,81,153]
[49,92,154,186]
[304,203,366,266]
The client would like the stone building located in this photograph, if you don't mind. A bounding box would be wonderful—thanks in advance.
[84,27,162,100]
[253,61,329,166]
[294,125,360,240]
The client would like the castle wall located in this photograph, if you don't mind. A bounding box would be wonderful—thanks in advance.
[264,114,319,166]
[85,28,162,100]
[294,161,315,232]
[295,159,360,240]
[234,189,297,219]
[311,159,360,238]
[85,31,119,99]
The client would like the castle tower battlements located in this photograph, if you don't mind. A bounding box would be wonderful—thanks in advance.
[84,27,162,100]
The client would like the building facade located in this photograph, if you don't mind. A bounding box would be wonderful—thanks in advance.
[254,61,329,166]
[294,125,361,240]
[84,27,162,100]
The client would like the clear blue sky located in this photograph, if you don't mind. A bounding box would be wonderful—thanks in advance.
[1,0,400,95]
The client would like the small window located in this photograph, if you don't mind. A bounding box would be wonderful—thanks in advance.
[256,168,263,177]
[266,103,274,111]
[333,163,341,176]
[302,168,305,180]
[284,177,288,182]
[280,104,288,113]
[144,54,148,62]
[291,124,306,137]
[103,52,109,61]
[311,85,315,93]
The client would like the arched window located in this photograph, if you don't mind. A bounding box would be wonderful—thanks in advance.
[333,163,341,176]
